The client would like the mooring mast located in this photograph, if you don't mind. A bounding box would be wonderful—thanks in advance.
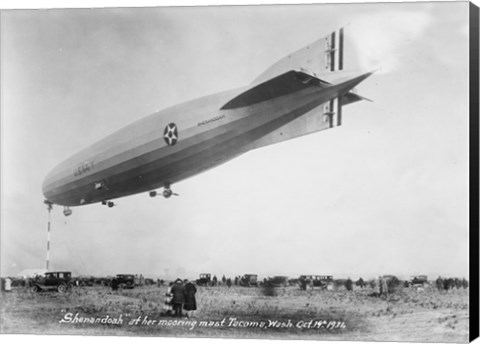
[44,200,53,271]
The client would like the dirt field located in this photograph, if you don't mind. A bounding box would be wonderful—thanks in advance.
[0,285,469,342]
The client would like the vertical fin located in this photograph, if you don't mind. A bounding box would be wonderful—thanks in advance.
[252,27,346,85]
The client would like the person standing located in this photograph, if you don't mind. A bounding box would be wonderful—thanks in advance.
[171,279,185,317]
[183,279,197,318]
[379,276,388,298]
[162,282,174,316]
[436,276,444,292]
[5,277,12,292]
[111,277,118,291]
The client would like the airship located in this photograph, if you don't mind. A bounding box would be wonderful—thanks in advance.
[43,27,374,216]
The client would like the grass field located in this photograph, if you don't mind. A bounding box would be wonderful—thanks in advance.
[0,284,469,342]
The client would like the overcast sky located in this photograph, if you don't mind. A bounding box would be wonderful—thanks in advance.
[0,2,471,280]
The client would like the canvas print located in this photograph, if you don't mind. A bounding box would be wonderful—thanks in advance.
[0,2,476,343]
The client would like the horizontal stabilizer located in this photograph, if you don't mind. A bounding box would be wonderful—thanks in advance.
[341,92,372,106]
[221,70,330,110]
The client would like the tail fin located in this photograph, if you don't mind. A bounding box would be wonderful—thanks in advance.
[252,28,346,85]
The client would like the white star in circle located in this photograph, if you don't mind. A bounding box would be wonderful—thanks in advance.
[164,123,178,146]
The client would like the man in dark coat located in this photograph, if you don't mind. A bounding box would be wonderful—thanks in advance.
[171,279,185,317]
[183,279,197,318]
[111,277,118,291]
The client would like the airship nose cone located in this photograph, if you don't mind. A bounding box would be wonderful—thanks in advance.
[42,158,88,207]
[42,168,55,201]
[42,163,64,204]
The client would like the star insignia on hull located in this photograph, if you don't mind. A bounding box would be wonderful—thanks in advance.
[163,123,178,146]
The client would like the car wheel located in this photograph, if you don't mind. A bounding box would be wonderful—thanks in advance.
[32,285,40,293]
[57,284,67,293]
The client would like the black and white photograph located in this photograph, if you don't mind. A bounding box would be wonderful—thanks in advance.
[1,1,478,343]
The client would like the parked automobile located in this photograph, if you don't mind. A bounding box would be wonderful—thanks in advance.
[31,271,73,293]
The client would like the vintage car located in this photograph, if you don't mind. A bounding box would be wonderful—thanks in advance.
[196,273,212,286]
[111,274,135,289]
[31,271,73,293]
[299,275,333,289]
[409,275,429,287]
[239,274,258,287]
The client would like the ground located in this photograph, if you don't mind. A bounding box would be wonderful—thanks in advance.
[0,284,469,342]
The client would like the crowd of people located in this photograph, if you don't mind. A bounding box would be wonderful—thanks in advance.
[163,279,197,318]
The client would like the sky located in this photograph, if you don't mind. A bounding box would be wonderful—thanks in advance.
[0,1,472,281]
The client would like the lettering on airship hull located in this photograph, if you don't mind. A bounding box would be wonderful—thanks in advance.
[73,161,94,177]
[163,123,178,146]
[197,114,225,127]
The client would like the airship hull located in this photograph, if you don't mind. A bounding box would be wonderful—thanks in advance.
[43,82,331,206]
[42,27,375,210]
